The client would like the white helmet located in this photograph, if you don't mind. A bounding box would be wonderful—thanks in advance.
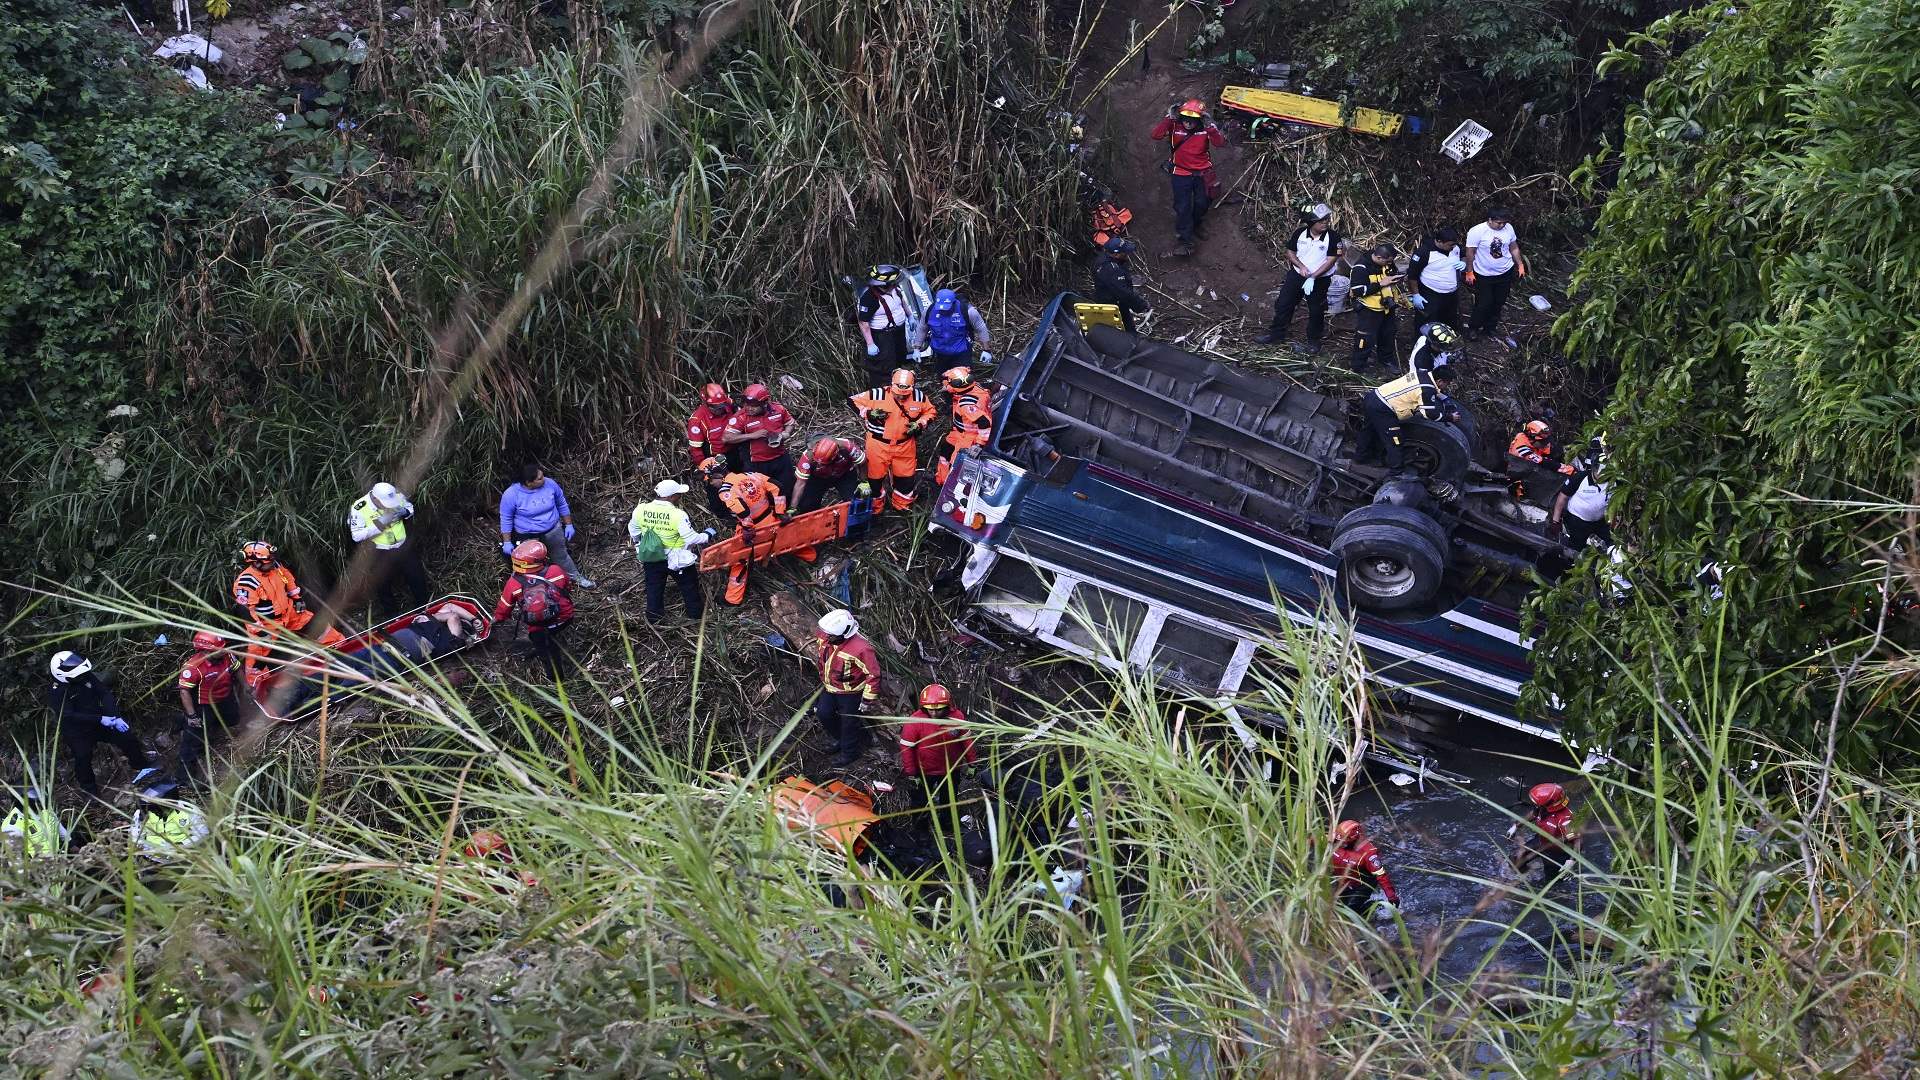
[50,651,92,682]
[370,481,404,506]
[817,609,858,639]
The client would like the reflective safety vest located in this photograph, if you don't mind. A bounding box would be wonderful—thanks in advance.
[630,499,693,558]
[2,807,68,857]
[850,388,934,443]
[1373,371,1438,421]
[136,807,208,854]
[927,305,972,354]
[349,494,408,550]
[233,564,309,628]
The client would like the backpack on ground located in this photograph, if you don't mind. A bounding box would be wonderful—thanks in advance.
[514,572,561,626]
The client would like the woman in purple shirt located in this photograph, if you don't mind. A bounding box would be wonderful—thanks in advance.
[498,463,595,588]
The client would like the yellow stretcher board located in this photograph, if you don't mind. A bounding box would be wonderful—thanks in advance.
[1218,86,1422,139]
[1072,302,1125,332]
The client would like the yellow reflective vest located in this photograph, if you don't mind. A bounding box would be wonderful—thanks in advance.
[349,494,408,550]
[629,500,692,555]
[1373,370,1441,421]
[2,807,68,857]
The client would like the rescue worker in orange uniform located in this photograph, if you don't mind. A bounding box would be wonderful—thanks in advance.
[1506,418,1574,501]
[815,609,879,766]
[935,366,994,487]
[1329,819,1399,915]
[701,457,816,605]
[686,383,744,517]
[849,368,937,513]
[790,437,870,513]
[232,540,345,646]
[899,683,978,826]
[175,630,240,788]
[1512,782,1581,879]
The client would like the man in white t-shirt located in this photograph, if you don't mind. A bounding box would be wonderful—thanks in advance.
[1550,438,1611,549]
[1464,208,1526,346]
[1257,204,1342,353]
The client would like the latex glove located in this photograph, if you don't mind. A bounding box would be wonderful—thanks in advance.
[564,523,576,541]
[1302,277,1316,296]
[1452,258,1467,272]
[101,715,130,733]
[909,347,932,362]
[978,350,994,364]
[702,527,717,541]
[500,541,516,557]
[1465,270,1477,285]
[375,511,400,528]
[1410,294,1427,311]
[866,343,880,357]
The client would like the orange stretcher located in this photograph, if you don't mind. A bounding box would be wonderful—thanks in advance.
[699,502,851,573]
[1218,86,1425,138]
[249,595,494,722]
[771,776,880,856]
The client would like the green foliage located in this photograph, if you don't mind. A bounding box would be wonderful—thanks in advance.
[1534,0,1920,758]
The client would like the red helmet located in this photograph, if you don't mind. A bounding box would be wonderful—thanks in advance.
[510,539,548,571]
[917,683,952,712]
[241,540,277,565]
[191,630,227,651]
[941,366,975,393]
[741,383,771,404]
[1524,420,1552,442]
[890,369,916,395]
[1528,783,1568,810]
[1178,97,1207,118]
[1333,820,1365,844]
[464,829,513,861]
[702,382,731,407]
[810,437,843,464]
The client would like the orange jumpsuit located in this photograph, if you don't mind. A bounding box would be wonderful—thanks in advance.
[1506,431,1572,500]
[849,386,936,511]
[936,385,994,486]
[232,562,344,645]
[718,471,815,604]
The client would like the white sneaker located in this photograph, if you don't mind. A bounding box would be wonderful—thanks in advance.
[574,577,597,589]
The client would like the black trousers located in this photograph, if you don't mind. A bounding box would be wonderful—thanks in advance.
[1469,270,1515,334]
[1267,271,1329,343]
[1093,288,1143,333]
[1339,883,1374,914]
[178,697,239,783]
[815,690,869,757]
[642,559,705,621]
[1351,307,1398,370]
[1169,172,1208,245]
[908,771,963,834]
[701,447,749,518]
[1417,284,1461,328]
[864,326,908,388]
[1357,395,1406,469]
[795,471,863,513]
[372,542,430,612]
[527,619,571,679]
[930,348,972,372]
[1565,516,1612,550]
[62,723,149,794]
[757,452,796,499]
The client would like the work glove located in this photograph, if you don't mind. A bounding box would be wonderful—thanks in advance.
[184,712,202,729]
[1410,294,1427,311]
[1464,270,1476,286]
[978,350,994,364]
[866,408,890,423]
[1301,277,1316,296]
[866,343,880,357]
[101,715,130,733]
[500,541,516,557]
[375,511,400,528]
[564,523,576,541]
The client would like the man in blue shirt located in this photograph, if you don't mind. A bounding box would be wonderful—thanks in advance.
[498,464,595,588]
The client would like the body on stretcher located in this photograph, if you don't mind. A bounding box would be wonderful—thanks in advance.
[247,595,494,722]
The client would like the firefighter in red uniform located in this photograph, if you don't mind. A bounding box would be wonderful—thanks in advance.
[686,383,744,516]
[899,683,978,827]
[935,366,994,486]
[491,540,575,678]
[176,630,240,787]
[1329,819,1399,914]
[701,457,816,605]
[790,437,870,513]
[1506,419,1574,501]
[1513,782,1581,879]
[815,609,879,766]
[720,383,798,496]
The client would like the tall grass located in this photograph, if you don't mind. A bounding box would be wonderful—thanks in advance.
[4,588,1915,1076]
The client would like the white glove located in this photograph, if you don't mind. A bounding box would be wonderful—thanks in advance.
[909,347,932,361]
[1373,900,1398,920]
[101,715,130,733]
[1452,258,1468,272]
[1302,277,1316,296]
[977,350,994,364]
[375,511,400,527]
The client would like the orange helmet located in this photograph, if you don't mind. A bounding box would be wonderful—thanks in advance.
[889,369,916,395]
[1524,420,1552,442]
[702,383,731,408]
[810,437,842,464]
[941,366,975,393]
[741,383,771,405]
[1529,783,1568,810]
[191,630,227,651]
[463,829,513,861]
[1333,820,1365,845]
[917,683,952,712]
[241,540,277,565]
[698,456,730,480]
[510,539,548,571]
[1178,98,1206,118]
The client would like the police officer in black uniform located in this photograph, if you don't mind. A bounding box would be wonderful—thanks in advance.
[1090,237,1152,333]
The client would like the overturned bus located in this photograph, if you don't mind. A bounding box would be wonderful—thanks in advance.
[930,295,1565,744]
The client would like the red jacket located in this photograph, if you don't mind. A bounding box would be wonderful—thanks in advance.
[1526,806,1576,845]
[899,708,977,777]
[178,650,237,705]
[817,632,880,701]
[1329,839,1398,903]
[796,438,865,482]
[492,564,575,626]
[1150,117,1223,175]
[723,403,795,464]
[686,404,734,467]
